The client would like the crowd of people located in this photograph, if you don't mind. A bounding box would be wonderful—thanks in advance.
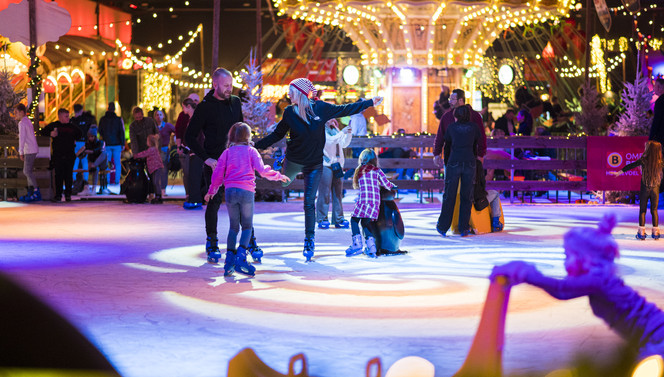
[11,65,664,367]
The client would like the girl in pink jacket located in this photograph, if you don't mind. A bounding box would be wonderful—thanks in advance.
[205,122,290,277]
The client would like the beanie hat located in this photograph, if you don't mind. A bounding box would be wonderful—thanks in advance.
[88,127,98,136]
[290,78,315,97]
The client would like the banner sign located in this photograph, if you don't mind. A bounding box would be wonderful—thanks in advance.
[587,136,648,191]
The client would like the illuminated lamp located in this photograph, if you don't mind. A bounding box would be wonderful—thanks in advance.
[121,58,133,70]
[498,64,514,85]
[43,77,56,93]
[399,68,414,84]
[12,65,20,75]
[385,356,434,377]
[343,64,360,85]
[373,69,383,78]
[465,69,474,78]
[133,63,141,70]
[540,93,549,101]
[632,355,664,377]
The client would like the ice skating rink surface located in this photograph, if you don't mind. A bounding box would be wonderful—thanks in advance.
[1,200,663,377]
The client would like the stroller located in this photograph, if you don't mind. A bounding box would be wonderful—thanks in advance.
[374,188,407,256]
[121,158,150,203]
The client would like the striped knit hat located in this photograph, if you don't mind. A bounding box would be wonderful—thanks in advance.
[290,78,315,97]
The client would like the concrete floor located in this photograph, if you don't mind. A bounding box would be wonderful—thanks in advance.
[1,198,663,377]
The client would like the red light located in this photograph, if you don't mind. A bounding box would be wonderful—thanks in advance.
[129,4,138,9]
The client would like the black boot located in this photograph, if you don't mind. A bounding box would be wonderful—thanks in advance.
[206,236,221,263]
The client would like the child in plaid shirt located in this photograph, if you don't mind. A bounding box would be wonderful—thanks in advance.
[346,148,396,258]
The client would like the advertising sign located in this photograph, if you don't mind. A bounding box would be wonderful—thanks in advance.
[587,136,648,191]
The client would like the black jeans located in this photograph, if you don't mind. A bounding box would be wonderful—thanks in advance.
[188,155,205,203]
[351,217,376,238]
[438,161,476,233]
[282,160,323,239]
[53,156,75,199]
[639,182,660,227]
[204,164,222,237]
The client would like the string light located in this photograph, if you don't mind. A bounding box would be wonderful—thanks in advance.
[141,72,172,110]
[272,0,575,68]
[26,47,42,118]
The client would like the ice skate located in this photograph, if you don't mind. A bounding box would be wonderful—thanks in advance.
[223,249,236,276]
[491,216,504,232]
[235,246,256,277]
[29,187,42,202]
[248,231,263,263]
[364,236,377,258]
[303,237,315,262]
[345,234,364,257]
[334,219,350,229]
[206,236,221,263]
[653,227,661,240]
[636,227,647,240]
[317,219,330,229]
[19,187,33,203]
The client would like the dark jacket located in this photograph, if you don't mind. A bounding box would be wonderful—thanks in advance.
[98,111,125,147]
[650,95,664,145]
[254,99,374,166]
[71,112,96,142]
[40,121,82,160]
[434,105,486,158]
[185,90,243,161]
[473,160,489,212]
[443,121,481,166]
[84,138,105,163]
[129,117,158,155]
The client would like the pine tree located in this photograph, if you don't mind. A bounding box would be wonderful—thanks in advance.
[240,50,272,133]
[0,69,25,135]
[574,81,607,135]
[611,70,652,136]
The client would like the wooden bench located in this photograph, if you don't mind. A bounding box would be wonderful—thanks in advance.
[0,135,52,200]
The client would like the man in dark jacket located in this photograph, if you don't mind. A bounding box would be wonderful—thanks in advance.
[98,102,125,185]
[129,107,158,156]
[433,88,486,168]
[185,68,244,265]
[40,108,83,202]
[650,78,664,149]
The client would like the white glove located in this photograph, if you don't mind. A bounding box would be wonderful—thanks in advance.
[372,96,383,107]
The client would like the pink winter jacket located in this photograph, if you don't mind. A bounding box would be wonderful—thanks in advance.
[207,145,286,195]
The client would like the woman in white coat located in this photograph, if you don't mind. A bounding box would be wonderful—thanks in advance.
[316,118,352,229]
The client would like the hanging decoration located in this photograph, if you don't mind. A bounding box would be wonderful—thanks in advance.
[476,56,524,104]
[593,0,611,32]
[141,72,172,112]
[271,0,576,68]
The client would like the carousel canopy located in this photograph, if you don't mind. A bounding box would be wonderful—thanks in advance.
[273,0,576,68]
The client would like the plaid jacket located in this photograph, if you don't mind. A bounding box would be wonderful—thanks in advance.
[351,165,395,220]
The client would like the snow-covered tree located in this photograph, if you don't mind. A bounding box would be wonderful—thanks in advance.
[574,81,608,135]
[611,70,652,136]
[240,50,272,133]
[0,69,25,135]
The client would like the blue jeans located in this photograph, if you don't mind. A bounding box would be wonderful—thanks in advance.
[316,165,344,224]
[74,141,88,181]
[437,161,476,233]
[105,145,123,184]
[282,159,323,238]
[225,187,255,250]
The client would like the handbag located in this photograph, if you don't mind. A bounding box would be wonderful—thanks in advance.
[330,144,344,179]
